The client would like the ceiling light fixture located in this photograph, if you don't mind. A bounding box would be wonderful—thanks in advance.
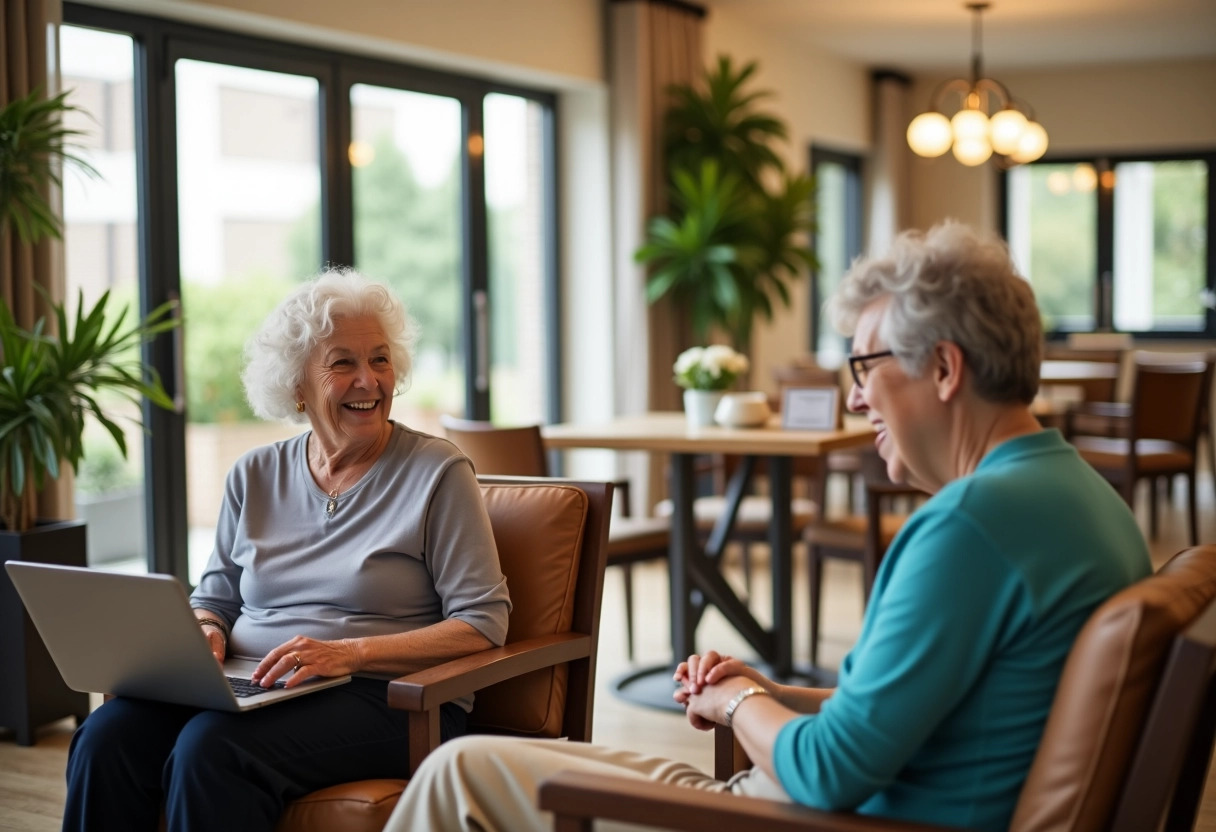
[907,2,1048,167]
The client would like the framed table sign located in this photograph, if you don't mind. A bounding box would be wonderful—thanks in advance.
[781,386,840,431]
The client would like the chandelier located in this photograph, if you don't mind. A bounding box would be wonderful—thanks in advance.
[906,2,1048,167]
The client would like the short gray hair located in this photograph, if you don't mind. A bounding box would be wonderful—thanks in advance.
[828,222,1042,404]
[242,268,417,422]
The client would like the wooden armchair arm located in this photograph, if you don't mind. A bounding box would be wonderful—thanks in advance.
[715,724,752,780]
[385,631,591,773]
[538,771,958,832]
[386,632,591,711]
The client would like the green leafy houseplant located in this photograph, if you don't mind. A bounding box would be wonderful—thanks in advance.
[636,57,816,350]
[0,87,177,532]
[0,88,98,243]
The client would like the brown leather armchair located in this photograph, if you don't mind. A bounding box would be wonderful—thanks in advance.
[540,544,1216,832]
[274,475,612,832]
[439,416,670,661]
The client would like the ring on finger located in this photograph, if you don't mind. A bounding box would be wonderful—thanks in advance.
[290,651,302,670]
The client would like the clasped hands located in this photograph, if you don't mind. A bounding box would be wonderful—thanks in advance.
[673,650,773,731]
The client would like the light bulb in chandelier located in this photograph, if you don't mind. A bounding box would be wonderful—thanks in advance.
[906,111,953,158]
[1008,120,1049,164]
[989,108,1029,155]
[950,108,990,143]
[953,136,993,166]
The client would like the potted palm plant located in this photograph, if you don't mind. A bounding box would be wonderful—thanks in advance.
[0,87,177,744]
[636,57,816,354]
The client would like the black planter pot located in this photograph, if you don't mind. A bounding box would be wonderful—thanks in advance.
[0,519,91,745]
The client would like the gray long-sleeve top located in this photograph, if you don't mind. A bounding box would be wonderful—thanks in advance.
[190,422,511,702]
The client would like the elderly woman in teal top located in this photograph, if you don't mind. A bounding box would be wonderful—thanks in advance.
[62,269,511,832]
[382,222,1150,832]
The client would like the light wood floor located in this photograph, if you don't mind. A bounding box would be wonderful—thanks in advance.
[2,473,1215,831]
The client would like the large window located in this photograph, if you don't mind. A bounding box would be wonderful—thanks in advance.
[1004,152,1214,338]
[809,146,864,363]
[62,5,559,582]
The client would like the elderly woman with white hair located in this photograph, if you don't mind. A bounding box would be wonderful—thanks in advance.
[61,269,511,832]
[382,223,1151,832]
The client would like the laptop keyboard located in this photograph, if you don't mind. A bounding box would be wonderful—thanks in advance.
[226,676,287,698]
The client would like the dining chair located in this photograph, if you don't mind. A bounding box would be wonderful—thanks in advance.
[1068,352,1212,545]
[1042,345,1124,435]
[540,544,1216,832]
[272,475,611,832]
[439,415,670,662]
[802,476,926,666]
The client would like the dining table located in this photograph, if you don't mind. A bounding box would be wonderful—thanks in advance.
[1039,359,1120,385]
[542,411,875,708]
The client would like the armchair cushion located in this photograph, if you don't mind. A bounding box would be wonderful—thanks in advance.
[467,483,588,737]
[275,780,406,832]
[1009,549,1216,832]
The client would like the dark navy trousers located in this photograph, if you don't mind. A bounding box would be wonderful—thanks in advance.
[61,677,467,832]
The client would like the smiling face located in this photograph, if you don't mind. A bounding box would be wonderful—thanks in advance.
[845,297,941,489]
[297,315,395,455]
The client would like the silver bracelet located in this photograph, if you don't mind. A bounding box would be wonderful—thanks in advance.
[723,686,770,728]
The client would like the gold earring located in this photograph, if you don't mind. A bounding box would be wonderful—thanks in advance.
[295,401,305,413]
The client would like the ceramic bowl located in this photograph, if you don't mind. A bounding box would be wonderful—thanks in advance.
[714,392,772,428]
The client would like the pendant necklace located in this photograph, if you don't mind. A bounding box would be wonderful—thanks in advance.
[323,470,358,519]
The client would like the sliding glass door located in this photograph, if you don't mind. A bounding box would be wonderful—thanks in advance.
[350,83,465,433]
[61,5,558,582]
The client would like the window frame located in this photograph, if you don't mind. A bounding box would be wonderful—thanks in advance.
[999,148,1216,341]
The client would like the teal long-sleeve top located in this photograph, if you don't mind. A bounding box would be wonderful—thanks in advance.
[772,429,1151,831]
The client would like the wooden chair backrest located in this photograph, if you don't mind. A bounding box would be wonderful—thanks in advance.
[440,415,549,477]
[1128,353,1209,447]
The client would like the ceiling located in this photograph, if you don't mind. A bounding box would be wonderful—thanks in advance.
[703,0,1216,72]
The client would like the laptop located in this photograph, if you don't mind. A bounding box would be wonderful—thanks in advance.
[4,561,351,712]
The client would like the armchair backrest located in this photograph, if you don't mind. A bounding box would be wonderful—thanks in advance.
[440,415,549,476]
[1010,545,1216,832]
[273,475,611,832]
[467,476,610,742]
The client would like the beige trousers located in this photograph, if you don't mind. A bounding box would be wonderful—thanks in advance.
[384,735,791,832]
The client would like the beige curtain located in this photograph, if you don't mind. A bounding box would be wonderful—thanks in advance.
[865,70,913,254]
[608,0,704,512]
[1,0,72,521]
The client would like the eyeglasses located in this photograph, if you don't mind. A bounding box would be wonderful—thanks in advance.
[847,350,896,389]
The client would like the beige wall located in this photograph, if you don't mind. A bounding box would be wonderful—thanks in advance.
[908,58,1216,233]
[703,6,872,392]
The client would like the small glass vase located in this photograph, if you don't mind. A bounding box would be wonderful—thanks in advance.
[683,389,724,429]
